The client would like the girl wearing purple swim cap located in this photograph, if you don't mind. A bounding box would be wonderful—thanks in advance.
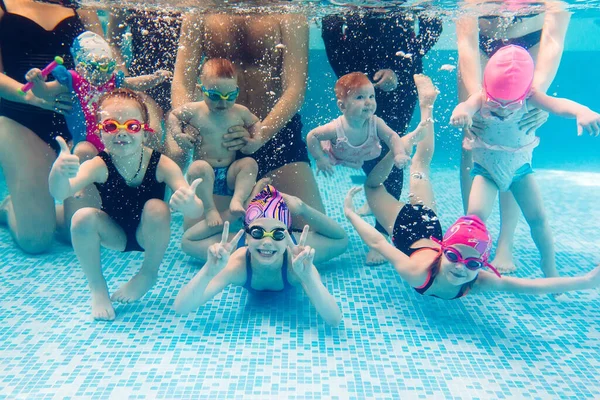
[345,85,600,300]
[174,184,347,326]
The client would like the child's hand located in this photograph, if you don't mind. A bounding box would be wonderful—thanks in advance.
[373,69,398,92]
[343,186,362,216]
[585,263,600,287]
[25,68,48,98]
[316,157,334,177]
[287,225,315,282]
[393,152,411,169]
[280,192,305,215]
[169,178,204,216]
[576,108,600,136]
[53,136,79,179]
[154,70,173,83]
[450,104,473,129]
[173,131,198,150]
[206,221,244,273]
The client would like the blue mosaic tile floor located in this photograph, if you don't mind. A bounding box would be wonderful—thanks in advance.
[1,165,599,399]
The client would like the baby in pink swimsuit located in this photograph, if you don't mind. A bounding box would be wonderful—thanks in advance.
[307,72,429,177]
[26,31,171,154]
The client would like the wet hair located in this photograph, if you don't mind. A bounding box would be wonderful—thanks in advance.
[200,58,237,80]
[95,89,150,123]
[334,72,372,100]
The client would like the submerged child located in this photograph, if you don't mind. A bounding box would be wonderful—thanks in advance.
[48,89,204,321]
[174,185,343,327]
[450,45,600,278]
[307,72,429,177]
[167,58,263,228]
[26,31,171,155]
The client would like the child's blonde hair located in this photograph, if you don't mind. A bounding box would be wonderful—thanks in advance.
[334,72,372,101]
[95,89,150,123]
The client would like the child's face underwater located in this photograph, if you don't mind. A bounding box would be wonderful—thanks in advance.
[201,76,239,113]
[439,244,481,285]
[340,83,377,119]
[97,98,147,156]
[246,218,289,267]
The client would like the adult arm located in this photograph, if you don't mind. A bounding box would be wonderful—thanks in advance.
[456,12,483,97]
[171,12,204,108]
[259,14,308,141]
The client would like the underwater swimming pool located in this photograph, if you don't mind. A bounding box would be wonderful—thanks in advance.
[1,1,600,399]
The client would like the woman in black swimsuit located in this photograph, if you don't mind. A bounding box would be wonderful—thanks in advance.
[0,0,104,253]
[456,0,571,273]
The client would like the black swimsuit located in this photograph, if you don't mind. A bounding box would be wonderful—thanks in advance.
[0,0,85,153]
[478,14,542,57]
[94,150,166,252]
[243,250,292,294]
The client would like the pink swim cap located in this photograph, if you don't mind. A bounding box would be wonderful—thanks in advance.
[245,185,291,228]
[443,215,493,261]
[483,45,534,102]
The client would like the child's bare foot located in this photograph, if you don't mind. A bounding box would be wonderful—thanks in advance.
[490,253,517,274]
[111,269,158,304]
[229,197,246,219]
[91,288,116,321]
[357,202,372,216]
[414,74,439,107]
[0,195,11,225]
[366,248,387,266]
[205,208,224,227]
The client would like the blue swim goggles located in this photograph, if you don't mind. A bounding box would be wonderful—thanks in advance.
[201,85,240,102]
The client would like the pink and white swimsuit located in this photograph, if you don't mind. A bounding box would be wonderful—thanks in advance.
[321,115,382,169]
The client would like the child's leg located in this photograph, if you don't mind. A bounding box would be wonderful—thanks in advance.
[70,207,128,321]
[400,74,438,155]
[510,175,557,278]
[492,192,520,273]
[59,141,101,243]
[466,175,498,221]
[187,160,222,227]
[227,157,258,217]
[112,199,171,303]
[406,105,436,211]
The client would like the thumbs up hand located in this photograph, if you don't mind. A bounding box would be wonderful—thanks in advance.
[53,136,80,179]
[169,178,204,218]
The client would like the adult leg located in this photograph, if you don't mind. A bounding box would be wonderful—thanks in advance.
[70,207,127,321]
[0,117,57,253]
[112,199,171,303]
[510,175,557,278]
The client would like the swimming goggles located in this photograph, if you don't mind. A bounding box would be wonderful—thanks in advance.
[245,226,286,241]
[431,237,501,276]
[81,59,116,74]
[98,119,154,134]
[200,85,240,102]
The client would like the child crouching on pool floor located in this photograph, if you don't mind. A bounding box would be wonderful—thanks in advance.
[48,89,204,321]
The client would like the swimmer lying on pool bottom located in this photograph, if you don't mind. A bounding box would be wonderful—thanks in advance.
[49,89,204,321]
[174,185,343,326]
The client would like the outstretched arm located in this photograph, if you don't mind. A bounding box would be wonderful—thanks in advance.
[528,91,600,135]
[474,264,600,295]
[299,265,342,326]
[122,71,171,92]
[172,12,204,108]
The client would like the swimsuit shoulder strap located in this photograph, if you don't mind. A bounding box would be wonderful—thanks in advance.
[97,151,116,175]
[243,249,253,290]
[0,0,7,13]
[414,260,440,294]
[368,115,379,140]
[146,150,161,178]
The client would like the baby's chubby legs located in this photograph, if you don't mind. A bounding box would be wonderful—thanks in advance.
[227,157,258,217]
[510,175,557,278]
[71,199,170,321]
[187,160,223,228]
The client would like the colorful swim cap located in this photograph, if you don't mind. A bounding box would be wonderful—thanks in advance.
[483,45,534,102]
[71,31,113,64]
[244,185,291,228]
[442,215,493,260]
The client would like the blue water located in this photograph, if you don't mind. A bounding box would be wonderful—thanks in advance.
[1,22,600,400]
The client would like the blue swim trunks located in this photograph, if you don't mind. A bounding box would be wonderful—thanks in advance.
[472,162,533,190]
[213,166,234,196]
